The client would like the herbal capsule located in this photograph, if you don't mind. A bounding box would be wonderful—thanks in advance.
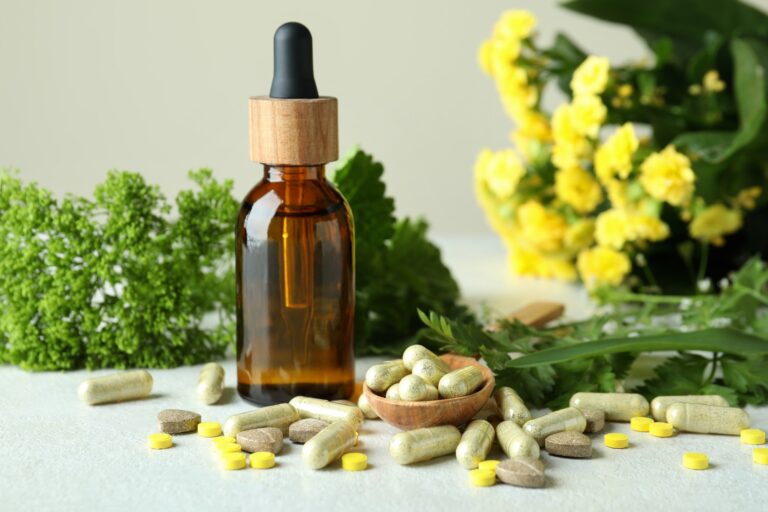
[523,407,586,445]
[222,403,299,437]
[357,394,379,420]
[78,370,153,405]
[386,383,401,400]
[289,396,364,427]
[438,366,484,399]
[456,420,495,469]
[569,392,649,422]
[398,375,438,402]
[651,395,729,421]
[302,420,357,469]
[389,425,462,465]
[494,387,531,425]
[411,358,447,386]
[496,420,540,459]
[196,362,225,405]
[402,344,450,372]
[365,360,408,393]
[666,403,750,435]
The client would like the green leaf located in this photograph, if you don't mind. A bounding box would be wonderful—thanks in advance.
[505,328,768,368]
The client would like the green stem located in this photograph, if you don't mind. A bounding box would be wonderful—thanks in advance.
[705,352,720,385]
[602,292,690,304]
[732,284,768,306]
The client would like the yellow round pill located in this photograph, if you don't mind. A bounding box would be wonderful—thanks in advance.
[630,417,654,432]
[212,436,236,446]
[197,421,222,438]
[222,452,247,470]
[148,433,173,450]
[649,422,674,438]
[478,460,500,472]
[342,452,368,471]
[469,469,496,487]
[753,448,768,465]
[740,429,766,445]
[250,451,276,469]
[217,443,242,454]
[683,452,709,470]
[604,433,629,449]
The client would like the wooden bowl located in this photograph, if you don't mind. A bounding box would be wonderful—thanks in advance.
[363,354,495,430]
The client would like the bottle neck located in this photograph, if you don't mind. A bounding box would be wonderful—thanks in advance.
[263,164,326,182]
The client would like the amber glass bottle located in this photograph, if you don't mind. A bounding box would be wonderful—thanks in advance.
[236,22,355,404]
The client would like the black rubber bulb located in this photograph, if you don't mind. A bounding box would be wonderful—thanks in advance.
[269,22,319,99]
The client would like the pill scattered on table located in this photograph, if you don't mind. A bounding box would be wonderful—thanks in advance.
[157,409,201,434]
[211,436,236,446]
[223,404,299,437]
[570,392,649,422]
[342,452,368,471]
[197,421,222,438]
[221,452,247,470]
[649,422,674,438]
[456,419,495,469]
[303,421,357,469]
[147,433,173,450]
[740,428,765,445]
[389,425,462,465]
[650,395,729,421]
[581,409,605,433]
[544,431,592,458]
[497,420,540,459]
[250,451,276,469]
[469,468,496,487]
[289,418,330,444]
[753,448,768,465]
[357,394,379,420]
[478,459,500,472]
[630,417,654,432]
[237,427,284,454]
[495,387,532,426]
[78,370,153,405]
[666,403,749,435]
[196,362,225,405]
[495,457,546,488]
[523,407,586,446]
[682,452,709,470]
[217,443,242,454]
[604,433,629,449]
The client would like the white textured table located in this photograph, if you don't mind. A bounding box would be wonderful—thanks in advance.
[1,236,766,511]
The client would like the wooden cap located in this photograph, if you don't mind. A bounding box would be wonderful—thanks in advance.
[248,96,338,165]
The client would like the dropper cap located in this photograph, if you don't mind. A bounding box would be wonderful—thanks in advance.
[249,22,338,166]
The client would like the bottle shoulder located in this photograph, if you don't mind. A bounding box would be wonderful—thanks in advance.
[238,178,351,219]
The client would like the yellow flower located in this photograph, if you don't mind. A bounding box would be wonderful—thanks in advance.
[571,56,610,97]
[736,186,762,210]
[489,39,522,77]
[508,246,576,280]
[577,246,631,288]
[474,149,525,199]
[564,219,595,251]
[595,209,669,249]
[703,70,726,93]
[494,10,537,41]
[517,200,567,253]
[551,104,589,169]
[555,166,603,213]
[569,95,607,138]
[478,40,494,75]
[594,123,638,183]
[511,110,552,159]
[606,179,629,210]
[689,204,742,246]
[618,84,634,98]
[639,145,695,206]
[496,66,536,119]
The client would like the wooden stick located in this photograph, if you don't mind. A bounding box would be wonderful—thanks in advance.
[487,301,565,331]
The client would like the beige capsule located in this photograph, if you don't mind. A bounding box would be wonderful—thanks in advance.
[411,358,447,386]
[496,420,540,459]
[456,420,495,469]
[438,366,484,399]
[494,387,531,425]
[302,420,357,469]
[222,403,299,437]
[78,370,153,405]
[365,360,408,393]
[666,403,749,435]
[289,396,364,427]
[357,393,379,420]
[398,375,438,402]
[402,345,450,372]
[196,362,224,405]
[389,425,462,465]
[386,383,401,400]
[651,395,729,421]
[523,407,586,445]
[569,392,649,422]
